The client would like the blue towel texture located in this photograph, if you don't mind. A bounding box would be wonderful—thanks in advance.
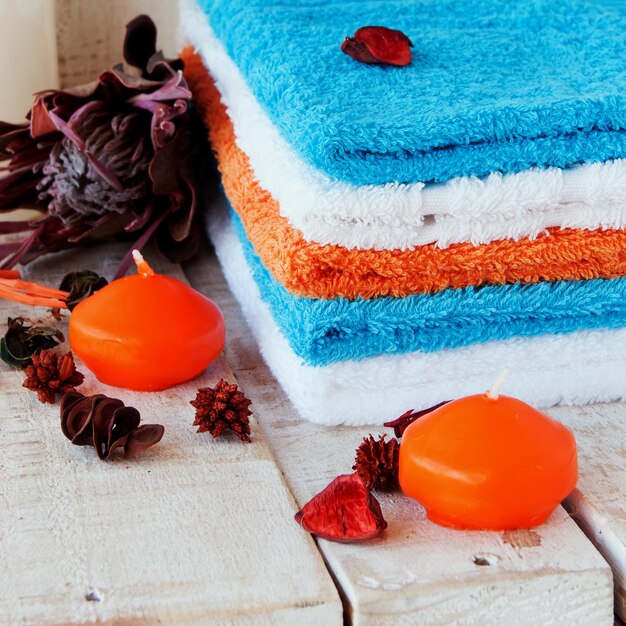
[229,210,626,367]
[198,0,626,185]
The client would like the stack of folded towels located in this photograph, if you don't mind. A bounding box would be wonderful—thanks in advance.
[181,0,626,424]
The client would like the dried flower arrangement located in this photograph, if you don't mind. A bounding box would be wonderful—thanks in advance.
[294,402,451,543]
[0,15,209,278]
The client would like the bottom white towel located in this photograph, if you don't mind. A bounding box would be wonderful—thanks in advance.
[209,204,626,425]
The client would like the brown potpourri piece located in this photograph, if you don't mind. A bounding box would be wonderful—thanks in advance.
[60,391,164,460]
[353,434,400,491]
[59,270,108,311]
[23,349,84,404]
[384,401,451,438]
[1,316,64,368]
[294,474,387,543]
[190,378,252,442]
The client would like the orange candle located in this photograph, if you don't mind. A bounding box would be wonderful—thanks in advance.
[69,251,225,391]
[398,371,578,530]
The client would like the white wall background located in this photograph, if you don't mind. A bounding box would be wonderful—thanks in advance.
[0,0,179,123]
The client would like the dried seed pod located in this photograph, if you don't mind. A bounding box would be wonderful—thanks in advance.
[60,391,164,460]
[190,379,252,442]
[353,434,400,491]
[23,349,84,404]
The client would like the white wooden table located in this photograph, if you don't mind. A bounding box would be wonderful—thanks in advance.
[0,240,623,625]
[0,1,623,623]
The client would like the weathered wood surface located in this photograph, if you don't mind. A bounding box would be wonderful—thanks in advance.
[185,245,616,626]
[0,244,342,625]
[558,404,626,620]
[54,0,180,88]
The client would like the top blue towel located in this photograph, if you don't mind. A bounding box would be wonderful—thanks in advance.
[197,0,626,185]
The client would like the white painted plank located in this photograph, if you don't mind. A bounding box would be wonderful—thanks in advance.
[185,246,615,626]
[556,404,626,620]
[54,0,180,88]
[0,243,342,625]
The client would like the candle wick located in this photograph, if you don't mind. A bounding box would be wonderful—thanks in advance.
[132,249,155,277]
[485,368,511,400]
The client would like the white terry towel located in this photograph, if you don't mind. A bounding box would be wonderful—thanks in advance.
[208,201,626,425]
[183,0,626,251]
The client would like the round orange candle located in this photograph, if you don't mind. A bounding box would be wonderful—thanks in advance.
[69,251,225,391]
[398,373,578,530]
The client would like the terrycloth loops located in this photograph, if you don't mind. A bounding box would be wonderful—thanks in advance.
[195,0,626,185]
[229,204,626,368]
[181,0,626,251]
[209,204,626,425]
[183,49,626,301]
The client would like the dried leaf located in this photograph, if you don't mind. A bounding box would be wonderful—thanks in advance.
[0,316,64,368]
[58,270,108,311]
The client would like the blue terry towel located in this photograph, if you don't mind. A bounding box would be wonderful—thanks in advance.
[226,209,626,367]
[196,0,626,185]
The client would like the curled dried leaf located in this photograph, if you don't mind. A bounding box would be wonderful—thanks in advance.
[60,391,164,460]
[59,270,108,311]
[1,316,64,368]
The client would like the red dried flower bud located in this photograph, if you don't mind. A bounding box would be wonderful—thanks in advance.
[384,401,451,438]
[341,26,414,67]
[294,474,387,543]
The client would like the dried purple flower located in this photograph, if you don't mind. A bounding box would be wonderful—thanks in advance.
[0,15,208,276]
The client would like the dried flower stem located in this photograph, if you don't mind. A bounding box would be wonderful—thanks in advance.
[113,209,168,280]
[0,270,20,279]
[0,277,68,308]
[0,226,44,270]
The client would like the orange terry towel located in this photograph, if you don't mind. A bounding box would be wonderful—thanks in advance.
[184,49,626,301]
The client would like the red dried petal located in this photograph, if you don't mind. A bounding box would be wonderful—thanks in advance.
[342,26,413,67]
[384,401,451,438]
[294,474,387,543]
[340,38,379,64]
